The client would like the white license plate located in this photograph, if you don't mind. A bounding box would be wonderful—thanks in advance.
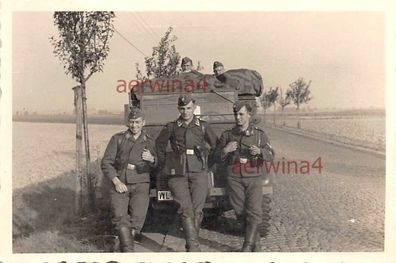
[157,190,173,201]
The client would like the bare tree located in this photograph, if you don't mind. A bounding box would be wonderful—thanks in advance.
[288,78,312,129]
[50,11,115,214]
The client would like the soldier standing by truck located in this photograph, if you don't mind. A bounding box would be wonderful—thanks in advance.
[101,108,156,252]
[155,94,218,252]
[215,101,274,252]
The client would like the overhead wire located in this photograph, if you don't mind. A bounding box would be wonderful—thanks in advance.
[112,26,147,57]
[135,12,160,39]
[128,13,158,43]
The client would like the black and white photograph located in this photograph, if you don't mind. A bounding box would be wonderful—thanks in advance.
[1,1,396,263]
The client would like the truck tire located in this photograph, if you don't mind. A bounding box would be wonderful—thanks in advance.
[259,194,271,237]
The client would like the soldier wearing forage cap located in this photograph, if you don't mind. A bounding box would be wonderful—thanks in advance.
[213,61,225,77]
[181,57,193,73]
[101,107,157,252]
[215,101,275,252]
[180,56,204,79]
[155,93,218,252]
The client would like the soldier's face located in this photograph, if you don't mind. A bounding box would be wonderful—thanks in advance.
[178,101,196,121]
[182,62,192,72]
[128,117,145,135]
[234,106,252,127]
[214,66,224,76]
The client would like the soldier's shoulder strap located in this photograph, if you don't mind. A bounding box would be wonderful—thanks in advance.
[116,130,131,148]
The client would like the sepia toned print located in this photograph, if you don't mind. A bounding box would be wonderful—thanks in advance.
[5,7,394,262]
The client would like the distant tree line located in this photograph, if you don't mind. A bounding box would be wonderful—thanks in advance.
[261,78,312,128]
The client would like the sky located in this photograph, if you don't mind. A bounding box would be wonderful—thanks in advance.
[12,12,384,114]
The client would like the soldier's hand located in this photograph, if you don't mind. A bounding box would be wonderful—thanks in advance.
[142,149,155,163]
[223,141,238,154]
[249,145,261,156]
[112,177,128,193]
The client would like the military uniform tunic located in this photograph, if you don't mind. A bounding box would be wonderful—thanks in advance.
[101,129,156,232]
[216,124,274,224]
[156,115,218,219]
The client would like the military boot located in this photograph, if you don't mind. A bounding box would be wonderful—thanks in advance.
[181,216,201,252]
[131,228,143,244]
[236,214,247,236]
[252,232,262,252]
[241,222,259,252]
[118,226,134,252]
[194,212,203,236]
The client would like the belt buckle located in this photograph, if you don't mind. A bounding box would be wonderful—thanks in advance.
[186,149,194,155]
[127,164,136,170]
[239,158,248,164]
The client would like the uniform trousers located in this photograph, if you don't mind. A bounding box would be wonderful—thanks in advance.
[110,182,150,232]
[168,172,208,219]
[226,175,262,225]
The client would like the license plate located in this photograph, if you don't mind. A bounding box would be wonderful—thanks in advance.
[157,190,173,201]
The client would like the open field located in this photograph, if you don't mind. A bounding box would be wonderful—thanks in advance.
[12,122,123,252]
[275,115,385,152]
[13,109,385,152]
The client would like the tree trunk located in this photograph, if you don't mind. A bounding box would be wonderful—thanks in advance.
[273,104,276,125]
[281,107,285,127]
[80,13,95,213]
[296,103,301,129]
[81,82,96,212]
[73,86,83,215]
[263,108,266,123]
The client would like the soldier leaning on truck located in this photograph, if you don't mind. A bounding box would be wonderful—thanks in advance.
[101,108,157,252]
[215,101,274,252]
[155,94,218,252]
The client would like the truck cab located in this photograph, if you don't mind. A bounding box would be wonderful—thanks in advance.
[125,69,273,234]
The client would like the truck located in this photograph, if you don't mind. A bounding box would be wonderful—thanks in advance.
[125,69,273,236]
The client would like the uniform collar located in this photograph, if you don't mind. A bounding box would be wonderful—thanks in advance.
[125,129,147,142]
[233,124,254,136]
[176,115,200,127]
